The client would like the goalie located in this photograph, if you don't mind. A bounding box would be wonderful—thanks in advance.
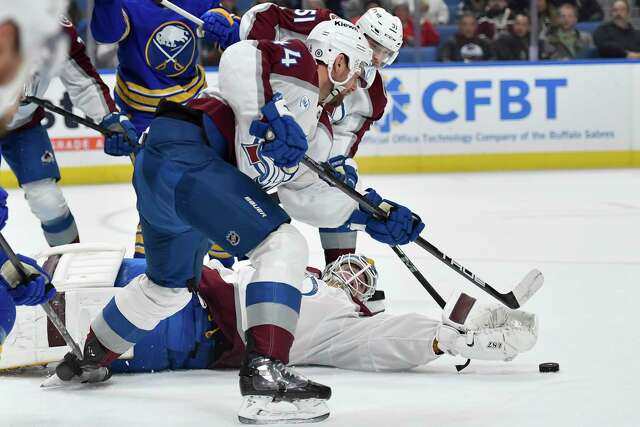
[1,243,538,373]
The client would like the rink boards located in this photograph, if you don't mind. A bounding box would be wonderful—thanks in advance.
[2,60,639,187]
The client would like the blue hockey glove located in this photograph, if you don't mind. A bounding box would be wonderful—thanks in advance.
[327,155,358,188]
[200,8,240,49]
[0,286,17,346]
[100,112,139,157]
[0,254,55,306]
[0,187,8,231]
[349,190,425,246]
[249,93,308,169]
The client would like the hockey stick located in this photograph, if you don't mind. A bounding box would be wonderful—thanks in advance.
[390,245,445,308]
[152,0,206,38]
[0,233,83,359]
[300,156,543,309]
[24,96,137,162]
[165,7,542,308]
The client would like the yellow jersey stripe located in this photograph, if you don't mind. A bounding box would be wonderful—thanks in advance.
[115,72,206,111]
[118,66,206,97]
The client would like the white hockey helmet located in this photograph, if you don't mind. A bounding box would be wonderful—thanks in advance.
[356,7,403,68]
[0,0,68,122]
[305,18,373,87]
[322,254,379,302]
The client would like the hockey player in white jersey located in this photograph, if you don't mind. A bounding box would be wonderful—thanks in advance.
[200,4,404,265]
[0,0,68,361]
[1,245,537,374]
[0,17,136,247]
[48,18,426,424]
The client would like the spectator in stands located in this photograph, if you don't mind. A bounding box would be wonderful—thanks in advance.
[549,0,602,21]
[302,0,327,9]
[462,0,489,17]
[349,0,383,23]
[536,0,558,38]
[477,0,515,39]
[494,13,532,59]
[441,13,495,61]
[422,18,441,45]
[543,3,592,59]
[421,0,450,24]
[393,3,416,45]
[593,0,640,58]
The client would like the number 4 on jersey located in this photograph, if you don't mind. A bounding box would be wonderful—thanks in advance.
[282,48,301,67]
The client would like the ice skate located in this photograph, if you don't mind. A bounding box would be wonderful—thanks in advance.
[41,335,112,388]
[238,353,331,424]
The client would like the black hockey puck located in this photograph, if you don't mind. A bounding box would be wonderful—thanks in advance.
[539,362,560,373]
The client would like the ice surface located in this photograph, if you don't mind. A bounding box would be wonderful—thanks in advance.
[2,169,640,426]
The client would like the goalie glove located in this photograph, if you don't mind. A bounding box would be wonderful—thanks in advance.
[348,189,424,246]
[436,292,538,362]
[0,253,55,306]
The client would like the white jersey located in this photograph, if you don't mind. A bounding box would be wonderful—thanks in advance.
[328,70,387,158]
[212,38,357,229]
[231,262,441,371]
[8,19,115,131]
[239,3,389,160]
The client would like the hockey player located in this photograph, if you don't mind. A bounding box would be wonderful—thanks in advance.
[51,19,424,424]
[0,1,68,135]
[0,0,67,359]
[0,1,71,355]
[90,0,220,134]
[90,0,227,257]
[0,230,56,359]
[0,18,136,248]
[1,245,537,373]
[199,4,403,265]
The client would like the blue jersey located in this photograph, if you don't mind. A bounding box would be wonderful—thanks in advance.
[91,0,217,125]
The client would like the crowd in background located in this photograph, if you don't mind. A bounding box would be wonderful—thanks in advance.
[67,0,640,64]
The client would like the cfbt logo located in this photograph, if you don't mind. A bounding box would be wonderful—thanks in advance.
[422,78,568,123]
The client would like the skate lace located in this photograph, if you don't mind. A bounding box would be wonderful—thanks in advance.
[273,361,306,383]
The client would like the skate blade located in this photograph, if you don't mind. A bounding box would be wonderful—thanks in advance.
[238,395,330,424]
[40,373,111,389]
[41,374,67,389]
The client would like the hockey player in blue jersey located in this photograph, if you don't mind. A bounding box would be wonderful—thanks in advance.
[52,20,424,423]
[90,0,221,134]
[91,0,229,257]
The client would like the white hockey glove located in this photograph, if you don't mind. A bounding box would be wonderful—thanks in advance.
[436,292,538,362]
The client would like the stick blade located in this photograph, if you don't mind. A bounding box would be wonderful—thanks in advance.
[510,269,544,308]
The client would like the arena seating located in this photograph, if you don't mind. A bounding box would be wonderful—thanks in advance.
[394,21,604,63]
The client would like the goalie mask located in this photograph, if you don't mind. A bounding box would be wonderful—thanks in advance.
[356,7,402,87]
[322,254,379,302]
[305,19,373,88]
